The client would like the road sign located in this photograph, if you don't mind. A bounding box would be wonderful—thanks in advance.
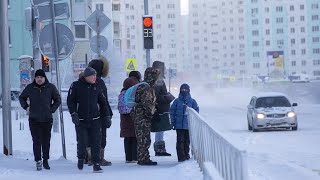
[37,2,70,22]
[38,23,75,60]
[86,9,111,33]
[32,0,60,6]
[126,58,137,72]
[90,35,108,54]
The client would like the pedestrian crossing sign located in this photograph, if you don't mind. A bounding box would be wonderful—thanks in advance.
[126,58,137,72]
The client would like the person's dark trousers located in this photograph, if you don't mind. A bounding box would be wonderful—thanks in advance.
[124,137,137,161]
[176,129,190,162]
[101,126,107,149]
[29,121,53,162]
[75,119,101,164]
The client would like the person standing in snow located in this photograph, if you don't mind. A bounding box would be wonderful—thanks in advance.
[131,68,160,165]
[19,69,61,171]
[170,83,199,162]
[88,57,112,166]
[151,61,174,156]
[67,67,108,173]
[118,72,141,163]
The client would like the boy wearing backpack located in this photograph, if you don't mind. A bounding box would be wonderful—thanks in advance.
[170,83,199,162]
[130,68,160,165]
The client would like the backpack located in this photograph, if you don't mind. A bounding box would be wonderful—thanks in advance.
[124,82,149,108]
[117,90,132,114]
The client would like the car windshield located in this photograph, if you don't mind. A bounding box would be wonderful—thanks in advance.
[255,96,291,108]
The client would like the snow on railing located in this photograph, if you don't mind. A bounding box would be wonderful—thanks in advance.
[187,108,248,180]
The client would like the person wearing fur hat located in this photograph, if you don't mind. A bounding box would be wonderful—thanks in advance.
[151,61,174,156]
[19,69,61,171]
[67,67,109,173]
[88,57,113,166]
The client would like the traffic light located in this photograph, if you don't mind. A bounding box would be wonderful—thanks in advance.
[143,16,153,49]
[41,54,50,72]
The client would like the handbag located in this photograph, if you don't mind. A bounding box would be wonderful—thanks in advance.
[151,112,171,132]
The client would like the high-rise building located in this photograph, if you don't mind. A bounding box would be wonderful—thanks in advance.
[188,0,246,80]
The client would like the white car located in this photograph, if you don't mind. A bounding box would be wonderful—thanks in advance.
[247,92,298,132]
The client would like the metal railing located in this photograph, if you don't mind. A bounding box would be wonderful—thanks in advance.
[187,108,248,180]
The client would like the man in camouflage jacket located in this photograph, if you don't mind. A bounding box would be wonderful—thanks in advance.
[131,67,160,165]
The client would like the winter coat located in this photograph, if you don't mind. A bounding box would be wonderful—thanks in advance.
[170,93,199,130]
[67,78,108,121]
[88,58,113,118]
[131,68,159,120]
[119,77,139,137]
[151,79,172,132]
[19,79,61,122]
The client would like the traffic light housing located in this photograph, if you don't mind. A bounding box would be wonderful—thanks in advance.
[41,54,50,72]
[143,16,153,49]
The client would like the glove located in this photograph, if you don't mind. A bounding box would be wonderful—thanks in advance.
[71,113,80,126]
[103,116,112,128]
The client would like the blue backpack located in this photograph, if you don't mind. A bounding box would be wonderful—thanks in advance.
[124,82,149,108]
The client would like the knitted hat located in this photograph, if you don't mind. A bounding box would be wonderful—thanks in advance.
[83,67,97,77]
[35,69,47,78]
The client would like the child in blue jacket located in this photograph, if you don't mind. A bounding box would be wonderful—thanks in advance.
[170,83,199,162]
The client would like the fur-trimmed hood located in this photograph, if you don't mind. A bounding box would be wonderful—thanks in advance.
[88,56,109,78]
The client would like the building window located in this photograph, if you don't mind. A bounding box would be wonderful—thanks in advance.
[290,16,294,22]
[291,28,295,33]
[112,4,120,11]
[301,49,306,55]
[312,15,319,20]
[301,27,305,33]
[125,4,129,9]
[252,30,259,36]
[96,3,104,12]
[276,17,283,23]
[291,61,296,66]
[253,62,260,68]
[290,5,294,11]
[113,22,120,36]
[300,4,304,10]
[265,18,269,24]
[252,41,259,46]
[266,40,270,46]
[313,37,320,43]
[266,29,270,35]
[312,26,319,32]
[313,71,320,75]
[75,0,84,3]
[291,50,296,55]
[253,52,260,57]
[252,19,259,25]
[313,48,320,54]
[265,7,269,12]
[313,59,320,65]
[276,6,283,12]
[276,28,284,34]
[156,4,160,9]
[75,25,86,39]
[300,16,305,21]
[302,60,306,66]
[301,38,306,44]
[312,4,319,9]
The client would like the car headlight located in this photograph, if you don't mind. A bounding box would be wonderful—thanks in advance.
[256,113,265,119]
[287,112,296,118]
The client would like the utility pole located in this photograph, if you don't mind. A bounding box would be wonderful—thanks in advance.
[144,0,151,67]
[49,0,66,158]
[0,0,12,155]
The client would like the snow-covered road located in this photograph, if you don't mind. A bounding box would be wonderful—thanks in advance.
[198,88,320,180]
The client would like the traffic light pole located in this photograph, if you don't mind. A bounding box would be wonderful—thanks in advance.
[50,0,66,159]
[144,0,151,67]
[0,0,13,155]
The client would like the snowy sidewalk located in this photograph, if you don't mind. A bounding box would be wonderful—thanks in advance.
[0,111,202,180]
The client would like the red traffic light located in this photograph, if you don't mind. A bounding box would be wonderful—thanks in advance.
[143,17,152,27]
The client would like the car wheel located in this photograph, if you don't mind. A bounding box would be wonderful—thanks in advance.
[292,125,298,131]
[248,121,253,130]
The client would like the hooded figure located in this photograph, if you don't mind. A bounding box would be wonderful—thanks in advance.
[19,69,61,170]
[170,83,199,162]
[130,67,160,165]
[151,61,173,156]
[88,57,113,166]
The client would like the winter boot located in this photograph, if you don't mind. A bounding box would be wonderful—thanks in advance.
[100,148,112,166]
[137,160,157,166]
[86,147,92,166]
[93,164,103,173]
[77,159,84,170]
[154,141,171,156]
[36,160,42,171]
[43,159,50,170]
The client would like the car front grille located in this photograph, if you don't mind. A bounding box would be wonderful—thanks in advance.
[266,114,286,118]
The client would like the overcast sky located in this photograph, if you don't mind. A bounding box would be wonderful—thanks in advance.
[181,0,188,15]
